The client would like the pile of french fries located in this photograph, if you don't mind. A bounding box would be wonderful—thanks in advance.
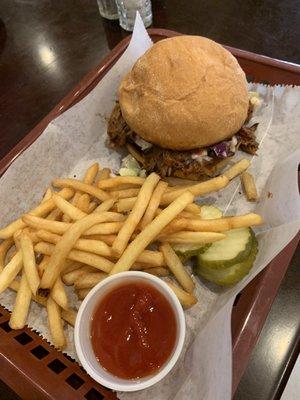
[0,159,262,349]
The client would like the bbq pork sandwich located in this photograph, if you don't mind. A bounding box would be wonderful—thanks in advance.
[107,35,258,180]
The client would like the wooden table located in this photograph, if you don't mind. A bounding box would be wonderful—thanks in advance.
[0,1,299,399]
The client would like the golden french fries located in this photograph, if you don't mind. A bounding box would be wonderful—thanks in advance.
[174,213,263,233]
[47,297,66,349]
[74,272,107,289]
[110,188,140,199]
[160,243,195,293]
[0,238,14,270]
[35,242,113,274]
[9,271,32,329]
[165,280,197,308]
[52,178,110,201]
[161,175,229,206]
[20,232,40,295]
[140,181,168,229]
[52,194,87,220]
[77,194,91,213]
[62,266,95,286]
[23,212,125,235]
[0,188,73,239]
[51,277,69,310]
[158,231,226,244]
[0,251,23,293]
[36,229,165,267]
[224,159,250,180]
[241,172,259,202]
[110,191,194,275]
[77,288,91,300]
[96,167,111,184]
[112,173,160,255]
[98,176,145,189]
[0,160,263,351]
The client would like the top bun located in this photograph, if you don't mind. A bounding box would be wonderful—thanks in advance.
[118,36,249,150]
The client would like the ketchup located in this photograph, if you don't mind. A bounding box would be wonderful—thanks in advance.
[91,281,177,379]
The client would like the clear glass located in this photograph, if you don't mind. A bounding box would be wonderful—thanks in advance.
[116,0,152,31]
[97,0,119,20]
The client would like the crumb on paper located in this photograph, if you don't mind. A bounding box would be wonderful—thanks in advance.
[268,191,273,198]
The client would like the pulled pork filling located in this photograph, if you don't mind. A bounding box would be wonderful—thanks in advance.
[107,103,258,180]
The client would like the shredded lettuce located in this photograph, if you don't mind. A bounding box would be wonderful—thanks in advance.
[119,155,146,177]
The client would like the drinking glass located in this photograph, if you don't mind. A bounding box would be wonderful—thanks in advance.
[97,0,119,20]
[116,0,152,31]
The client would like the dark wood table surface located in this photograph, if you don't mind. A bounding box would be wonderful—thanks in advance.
[0,1,299,399]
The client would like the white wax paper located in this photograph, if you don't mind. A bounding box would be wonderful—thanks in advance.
[0,14,299,400]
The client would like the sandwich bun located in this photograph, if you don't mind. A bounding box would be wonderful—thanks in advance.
[119,35,249,151]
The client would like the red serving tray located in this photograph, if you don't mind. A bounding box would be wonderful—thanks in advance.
[0,29,299,400]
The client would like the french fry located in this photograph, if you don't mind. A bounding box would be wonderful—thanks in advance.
[163,177,199,187]
[61,308,77,326]
[46,297,66,349]
[42,188,53,203]
[161,175,229,206]
[85,234,117,246]
[93,198,116,213]
[52,194,87,221]
[38,255,49,276]
[110,191,194,275]
[117,197,202,214]
[35,242,113,275]
[8,280,76,326]
[0,188,73,239]
[9,271,32,329]
[241,172,259,202]
[19,232,40,295]
[179,213,263,232]
[145,267,169,277]
[70,163,99,213]
[84,163,99,184]
[165,280,197,308]
[88,202,98,213]
[62,260,83,274]
[23,212,125,235]
[98,176,145,190]
[158,231,226,244]
[77,194,90,213]
[47,208,63,221]
[62,214,72,223]
[110,188,140,199]
[96,168,111,184]
[0,251,23,293]
[52,179,110,202]
[160,243,194,293]
[185,203,202,214]
[0,238,14,270]
[62,266,95,285]
[36,230,165,267]
[140,181,168,229]
[224,159,250,180]
[85,222,124,235]
[77,288,91,300]
[159,219,188,236]
[112,173,160,255]
[51,277,69,310]
[74,272,107,289]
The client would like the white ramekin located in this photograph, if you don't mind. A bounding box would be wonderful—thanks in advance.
[74,271,186,392]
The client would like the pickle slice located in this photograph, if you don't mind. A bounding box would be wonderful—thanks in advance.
[172,243,211,261]
[195,237,258,286]
[197,228,253,270]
